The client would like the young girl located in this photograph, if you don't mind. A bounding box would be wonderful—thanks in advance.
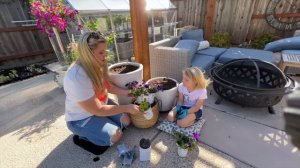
[167,67,210,128]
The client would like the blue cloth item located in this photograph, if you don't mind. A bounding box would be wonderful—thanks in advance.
[196,47,227,60]
[177,109,189,120]
[264,37,300,52]
[117,144,137,166]
[217,47,277,65]
[181,106,202,120]
[191,54,215,71]
[181,29,204,42]
[174,39,199,64]
[175,105,181,112]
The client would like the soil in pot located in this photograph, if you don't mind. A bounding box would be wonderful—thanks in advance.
[150,78,177,90]
[110,64,138,74]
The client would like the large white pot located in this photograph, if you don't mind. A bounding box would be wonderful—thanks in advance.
[108,62,143,105]
[146,77,178,112]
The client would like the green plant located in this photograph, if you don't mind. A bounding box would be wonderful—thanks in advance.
[66,42,78,64]
[105,33,116,47]
[250,33,276,49]
[85,19,99,31]
[210,32,231,48]
[8,69,18,79]
[139,100,150,112]
[174,132,197,151]
[0,75,10,84]
[34,67,43,74]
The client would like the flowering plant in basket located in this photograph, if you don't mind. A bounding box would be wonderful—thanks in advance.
[30,0,81,36]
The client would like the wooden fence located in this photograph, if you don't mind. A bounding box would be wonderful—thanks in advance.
[0,0,54,69]
[172,0,299,44]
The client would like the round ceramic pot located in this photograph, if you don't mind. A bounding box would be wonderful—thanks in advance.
[108,62,143,105]
[136,94,145,104]
[146,93,155,104]
[146,77,178,112]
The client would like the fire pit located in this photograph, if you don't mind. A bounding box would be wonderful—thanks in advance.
[210,59,297,113]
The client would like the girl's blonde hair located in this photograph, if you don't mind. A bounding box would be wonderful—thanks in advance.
[182,67,211,89]
[76,31,108,91]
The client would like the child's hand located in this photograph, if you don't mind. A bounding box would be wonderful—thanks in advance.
[177,109,188,120]
[175,105,181,112]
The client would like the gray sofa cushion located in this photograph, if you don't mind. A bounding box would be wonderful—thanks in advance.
[191,54,215,72]
[197,47,227,60]
[264,37,300,52]
[174,40,199,64]
[181,29,204,42]
[217,47,277,65]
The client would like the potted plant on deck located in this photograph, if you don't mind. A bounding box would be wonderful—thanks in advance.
[174,132,198,157]
[108,62,143,104]
[139,100,153,120]
[129,98,159,128]
[146,77,178,112]
[126,81,148,104]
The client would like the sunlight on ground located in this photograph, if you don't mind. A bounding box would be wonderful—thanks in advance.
[198,145,236,168]
[151,141,168,165]
[260,131,289,148]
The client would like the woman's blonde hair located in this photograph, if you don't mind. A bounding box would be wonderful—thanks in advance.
[182,67,211,89]
[76,31,108,91]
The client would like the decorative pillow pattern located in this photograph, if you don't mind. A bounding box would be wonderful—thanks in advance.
[157,119,206,138]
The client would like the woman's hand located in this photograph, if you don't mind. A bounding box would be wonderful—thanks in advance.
[125,104,143,115]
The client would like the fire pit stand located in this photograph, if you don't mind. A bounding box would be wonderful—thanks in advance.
[210,59,297,113]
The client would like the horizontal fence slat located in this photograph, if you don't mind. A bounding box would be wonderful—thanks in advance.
[0,26,39,32]
[0,49,54,62]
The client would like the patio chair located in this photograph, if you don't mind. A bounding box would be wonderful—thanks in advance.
[149,28,226,82]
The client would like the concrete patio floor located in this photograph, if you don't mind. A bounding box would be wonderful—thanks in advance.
[0,73,299,168]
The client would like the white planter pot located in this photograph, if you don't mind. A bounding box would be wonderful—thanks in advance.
[177,146,188,157]
[147,93,155,104]
[143,108,153,120]
[136,95,145,104]
[108,62,143,105]
[146,77,178,112]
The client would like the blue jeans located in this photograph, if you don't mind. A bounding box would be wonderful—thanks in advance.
[66,99,127,146]
[181,106,203,120]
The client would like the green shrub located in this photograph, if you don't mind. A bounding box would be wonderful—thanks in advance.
[8,69,18,79]
[250,33,276,49]
[0,75,10,84]
[210,32,231,48]
[85,20,99,31]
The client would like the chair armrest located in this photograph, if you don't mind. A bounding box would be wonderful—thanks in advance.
[149,37,180,51]
[150,46,191,82]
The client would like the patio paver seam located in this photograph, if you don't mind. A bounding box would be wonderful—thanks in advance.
[204,105,285,131]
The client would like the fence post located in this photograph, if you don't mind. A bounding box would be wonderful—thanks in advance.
[204,0,217,41]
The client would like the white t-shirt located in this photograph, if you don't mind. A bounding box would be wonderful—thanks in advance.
[178,83,207,109]
[63,64,95,121]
